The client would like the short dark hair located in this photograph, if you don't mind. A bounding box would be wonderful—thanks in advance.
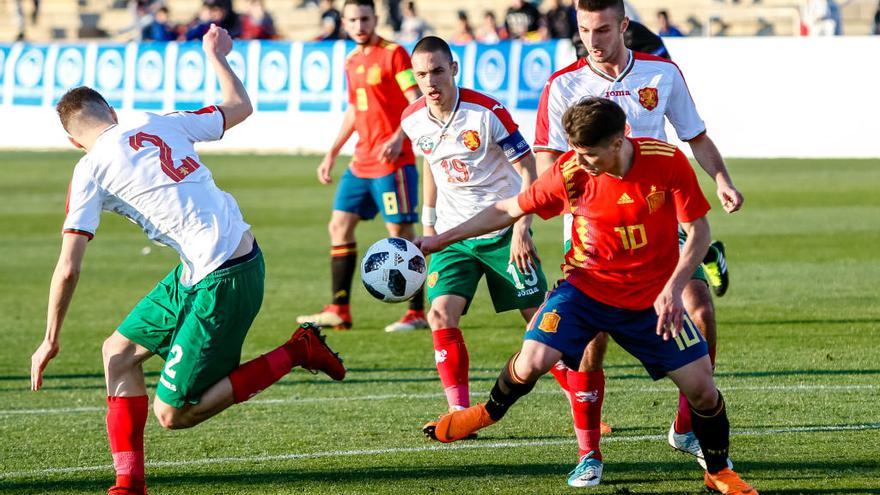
[56,86,112,133]
[563,97,627,148]
[577,0,625,21]
[412,36,454,64]
[343,0,375,10]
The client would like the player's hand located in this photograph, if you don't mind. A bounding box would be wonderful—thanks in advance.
[510,225,539,277]
[378,134,404,163]
[317,154,335,184]
[414,235,442,255]
[653,285,685,342]
[716,183,743,213]
[30,339,59,391]
[202,24,233,58]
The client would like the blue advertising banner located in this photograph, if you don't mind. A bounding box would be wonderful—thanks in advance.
[299,41,334,112]
[133,43,167,110]
[517,41,555,110]
[94,45,126,108]
[256,41,291,112]
[174,42,207,110]
[0,45,9,105]
[12,45,49,106]
[473,42,511,106]
[53,45,87,104]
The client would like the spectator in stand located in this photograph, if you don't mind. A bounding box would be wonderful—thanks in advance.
[397,1,432,43]
[241,0,276,39]
[317,0,343,40]
[545,0,577,40]
[386,0,403,32]
[874,0,880,34]
[451,10,475,44]
[477,10,507,42]
[657,10,685,36]
[142,5,176,41]
[186,0,242,40]
[505,0,544,40]
[11,0,40,41]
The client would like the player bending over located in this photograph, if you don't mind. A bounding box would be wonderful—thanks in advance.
[420,98,757,495]
[296,0,427,333]
[29,25,345,495]
[400,36,548,415]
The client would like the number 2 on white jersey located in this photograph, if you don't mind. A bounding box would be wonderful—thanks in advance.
[129,132,201,182]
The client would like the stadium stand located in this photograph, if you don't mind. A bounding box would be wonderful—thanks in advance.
[2,0,877,42]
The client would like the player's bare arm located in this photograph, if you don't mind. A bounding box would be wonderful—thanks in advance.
[31,233,89,391]
[420,196,523,255]
[687,133,743,213]
[378,87,422,163]
[203,24,252,130]
[421,159,437,237]
[654,215,711,340]
[318,107,356,184]
[510,153,540,274]
[535,149,562,176]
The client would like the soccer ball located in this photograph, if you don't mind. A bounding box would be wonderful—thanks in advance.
[360,237,427,303]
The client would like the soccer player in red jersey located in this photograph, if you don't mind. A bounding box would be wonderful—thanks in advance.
[420,98,757,495]
[297,0,426,333]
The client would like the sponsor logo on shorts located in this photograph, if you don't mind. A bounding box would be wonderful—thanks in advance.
[517,287,540,298]
[427,271,439,288]
[646,185,666,214]
[537,310,560,333]
[159,375,177,392]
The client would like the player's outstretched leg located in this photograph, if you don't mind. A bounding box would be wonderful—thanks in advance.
[671,280,718,467]
[297,211,359,330]
[703,240,730,297]
[576,333,613,436]
[427,296,471,411]
[669,357,756,495]
[153,324,345,430]
[423,343,555,442]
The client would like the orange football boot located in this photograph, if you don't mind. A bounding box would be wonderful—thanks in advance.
[423,403,496,443]
[705,468,759,495]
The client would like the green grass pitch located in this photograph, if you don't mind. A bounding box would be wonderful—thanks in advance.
[0,151,878,494]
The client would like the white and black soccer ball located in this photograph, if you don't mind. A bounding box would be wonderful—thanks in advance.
[360,237,427,303]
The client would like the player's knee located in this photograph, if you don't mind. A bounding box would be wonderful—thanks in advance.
[689,302,716,336]
[102,334,135,373]
[428,307,457,329]
[153,402,193,430]
[580,334,608,372]
[686,384,719,411]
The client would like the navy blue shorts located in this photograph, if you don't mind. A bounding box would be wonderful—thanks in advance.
[332,165,418,224]
[524,281,708,380]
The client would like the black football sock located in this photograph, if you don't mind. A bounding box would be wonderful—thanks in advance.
[408,287,424,311]
[330,243,357,305]
[484,353,537,421]
[690,390,730,474]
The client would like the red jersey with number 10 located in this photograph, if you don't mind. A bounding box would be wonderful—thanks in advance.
[345,37,418,178]
[517,138,710,310]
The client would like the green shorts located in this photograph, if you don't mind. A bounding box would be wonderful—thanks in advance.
[426,229,547,314]
[117,250,265,408]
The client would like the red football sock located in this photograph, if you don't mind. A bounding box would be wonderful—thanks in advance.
[107,395,148,494]
[229,341,304,404]
[569,370,604,461]
[549,361,572,406]
[432,327,470,409]
[675,342,716,434]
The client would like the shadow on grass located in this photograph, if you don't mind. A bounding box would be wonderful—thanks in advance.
[3,459,879,494]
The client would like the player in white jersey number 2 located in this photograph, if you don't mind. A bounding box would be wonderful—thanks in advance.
[533,0,744,490]
[400,36,549,419]
[29,25,345,495]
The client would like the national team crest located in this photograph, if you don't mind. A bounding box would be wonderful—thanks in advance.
[638,87,659,111]
[417,135,436,155]
[367,64,382,85]
[646,185,666,214]
[459,130,481,152]
[537,310,560,333]
[427,271,439,288]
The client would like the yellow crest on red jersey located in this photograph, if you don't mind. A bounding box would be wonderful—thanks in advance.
[459,130,481,152]
[646,185,666,214]
[367,64,382,85]
[538,310,561,333]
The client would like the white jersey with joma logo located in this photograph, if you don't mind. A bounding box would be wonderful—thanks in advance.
[401,88,531,238]
[63,106,250,286]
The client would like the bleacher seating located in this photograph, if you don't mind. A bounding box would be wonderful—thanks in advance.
[1,0,876,43]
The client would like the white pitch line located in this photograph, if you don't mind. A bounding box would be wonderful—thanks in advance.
[1,383,877,417]
[1,423,879,480]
